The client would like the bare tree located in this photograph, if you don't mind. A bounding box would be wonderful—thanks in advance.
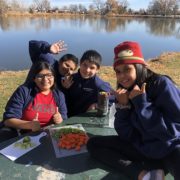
[10,0,26,12]
[117,0,129,14]
[93,0,104,13]
[42,0,50,12]
[78,4,87,14]
[60,5,68,11]
[172,3,179,16]
[104,0,129,14]
[69,4,78,13]
[33,0,42,12]
[148,0,179,16]
[29,3,36,13]
[33,0,51,12]
[88,4,96,14]
[0,0,8,14]
[105,0,119,12]
[10,0,20,11]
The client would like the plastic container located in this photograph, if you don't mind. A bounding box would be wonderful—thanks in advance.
[108,103,116,128]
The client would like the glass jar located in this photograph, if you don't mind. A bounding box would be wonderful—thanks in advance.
[97,91,109,117]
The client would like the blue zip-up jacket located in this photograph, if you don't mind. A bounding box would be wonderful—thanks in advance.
[66,70,112,117]
[28,40,63,90]
[114,76,180,159]
[3,83,67,122]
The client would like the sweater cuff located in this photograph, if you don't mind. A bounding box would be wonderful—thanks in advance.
[115,103,131,109]
[131,93,147,108]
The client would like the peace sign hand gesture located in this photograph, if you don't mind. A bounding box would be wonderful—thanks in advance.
[61,75,73,89]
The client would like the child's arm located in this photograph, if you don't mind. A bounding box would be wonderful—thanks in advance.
[3,86,26,122]
[98,81,112,93]
[114,108,134,141]
[28,40,66,64]
[2,85,40,132]
[29,40,52,63]
[4,115,41,132]
[131,76,180,141]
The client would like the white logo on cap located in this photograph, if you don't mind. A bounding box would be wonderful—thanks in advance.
[118,50,133,58]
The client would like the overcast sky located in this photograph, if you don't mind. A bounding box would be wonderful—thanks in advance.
[26,0,152,10]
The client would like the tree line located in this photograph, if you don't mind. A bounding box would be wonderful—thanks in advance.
[0,0,179,16]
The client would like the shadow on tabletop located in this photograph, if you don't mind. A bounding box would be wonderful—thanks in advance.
[9,132,127,179]
[0,131,172,180]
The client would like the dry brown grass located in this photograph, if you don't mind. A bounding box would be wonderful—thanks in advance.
[147,52,180,85]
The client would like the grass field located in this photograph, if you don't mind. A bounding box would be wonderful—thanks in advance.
[0,52,179,120]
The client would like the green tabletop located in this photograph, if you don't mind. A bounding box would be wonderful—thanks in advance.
[62,110,111,128]
[0,111,173,180]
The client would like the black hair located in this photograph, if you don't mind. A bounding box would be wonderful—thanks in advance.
[80,50,102,69]
[117,64,174,92]
[134,64,175,89]
[59,54,78,69]
[134,64,150,88]
[30,61,56,90]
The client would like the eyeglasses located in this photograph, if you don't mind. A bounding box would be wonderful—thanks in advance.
[35,73,54,80]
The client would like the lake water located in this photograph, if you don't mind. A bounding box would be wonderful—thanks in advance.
[0,16,179,70]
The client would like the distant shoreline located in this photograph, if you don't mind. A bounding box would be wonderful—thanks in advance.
[2,12,180,19]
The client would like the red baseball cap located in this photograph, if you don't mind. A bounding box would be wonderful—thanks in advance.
[113,41,147,68]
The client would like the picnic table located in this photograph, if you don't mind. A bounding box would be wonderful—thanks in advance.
[0,110,173,180]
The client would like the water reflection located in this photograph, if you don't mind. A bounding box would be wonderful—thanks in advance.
[1,16,179,37]
[29,17,51,31]
[0,16,179,70]
[146,18,180,38]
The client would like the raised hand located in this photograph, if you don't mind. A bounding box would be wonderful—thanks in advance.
[32,112,41,132]
[50,40,67,54]
[129,83,146,99]
[53,107,63,124]
[61,75,73,89]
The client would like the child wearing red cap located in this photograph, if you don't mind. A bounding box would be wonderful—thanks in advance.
[87,41,180,180]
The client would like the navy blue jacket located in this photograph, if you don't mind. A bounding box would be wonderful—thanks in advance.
[114,76,180,159]
[3,83,67,122]
[66,70,112,117]
[29,40,55,65]
[28,40,64,90]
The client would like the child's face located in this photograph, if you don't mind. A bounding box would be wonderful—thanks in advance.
[34,69,54,92]
[58,60,77,76]
[80,61,99,79]
[114,64,136,89]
